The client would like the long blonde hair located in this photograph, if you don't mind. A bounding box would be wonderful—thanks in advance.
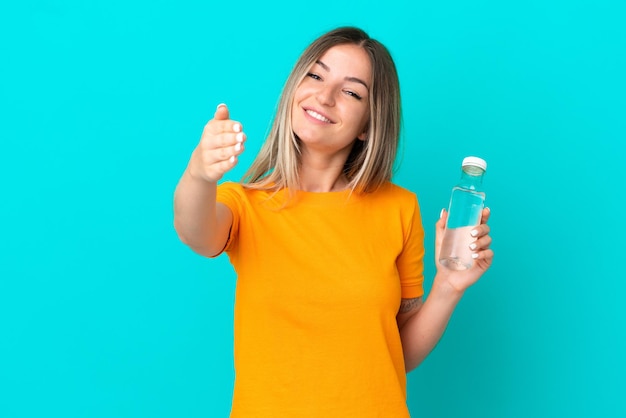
[242,27,401,195]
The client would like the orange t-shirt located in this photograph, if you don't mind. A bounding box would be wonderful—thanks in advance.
[216,181,425,417]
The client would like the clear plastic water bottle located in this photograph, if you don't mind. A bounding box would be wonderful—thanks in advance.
[439,156,487,270]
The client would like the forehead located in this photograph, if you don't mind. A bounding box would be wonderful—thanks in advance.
[316,44,372,82]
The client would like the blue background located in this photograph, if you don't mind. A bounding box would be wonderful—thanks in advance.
[1,0,624,417]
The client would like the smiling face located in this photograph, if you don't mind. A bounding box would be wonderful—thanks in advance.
[291,43,372,160]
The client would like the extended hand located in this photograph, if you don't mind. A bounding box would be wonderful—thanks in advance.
[187,104,247,183]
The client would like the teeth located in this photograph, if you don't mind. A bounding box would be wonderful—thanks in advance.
[306,109,331,123]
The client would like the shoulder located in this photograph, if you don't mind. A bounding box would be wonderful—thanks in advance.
[382,182,416,198]
[217,180,243,193]
[217,181,260,200]
[368,182,419,208]
[372,183,424,231]
[216,181,246,210]
[218,181,280,196]
[217,181,286,210]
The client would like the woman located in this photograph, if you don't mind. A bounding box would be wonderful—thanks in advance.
[174,26,493,417]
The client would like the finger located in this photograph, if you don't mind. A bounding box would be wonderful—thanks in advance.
[434,209,447,260]
[437,208,447,230]
[214,103,230,120]
[203,119,244,141]
[481,207,491,224]
[202,130,246,151]
[472,248,494,263]
[470,234,492,252]
[470,223,490,239]
[220,155,239,170]
[202,104,241,137]
[202,137,246,166]
[194,150,240,183]
[435,209,447,239]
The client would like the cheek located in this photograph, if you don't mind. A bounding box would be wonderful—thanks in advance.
[293,84,312,103]
[290,99,302,124]
[291,88,308,113]
[358,110,370,132]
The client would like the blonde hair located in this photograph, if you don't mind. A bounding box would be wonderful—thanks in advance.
[242,27,401,196]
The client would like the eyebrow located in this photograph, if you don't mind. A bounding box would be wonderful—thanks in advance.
[315,60,370,90]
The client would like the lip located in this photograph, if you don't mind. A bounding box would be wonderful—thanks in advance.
[302,106,335,124]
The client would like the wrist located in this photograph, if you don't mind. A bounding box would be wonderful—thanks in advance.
[431,273,466,303]
[186,159,219,185]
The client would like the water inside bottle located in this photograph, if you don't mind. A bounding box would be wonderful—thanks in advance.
[446,188,484,229]
[439,225,477,270]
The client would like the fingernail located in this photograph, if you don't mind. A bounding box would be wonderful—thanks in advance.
[233,123,242,133]
[472,253,479,259]
[440,209,445,219]
[234,143,241,152]
[470,229,478,237]
[236,132,244,142]
[229,155,236,164]
[469,243,477,250]
[217,103,226,109]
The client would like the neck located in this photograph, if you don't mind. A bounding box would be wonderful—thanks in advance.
[297,143,354,192]
[299,167,349,192]
[298,157,349,192]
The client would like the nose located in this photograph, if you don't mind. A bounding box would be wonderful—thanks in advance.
[316,84,336,107]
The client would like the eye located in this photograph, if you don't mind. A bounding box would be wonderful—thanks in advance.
[345,90,363,100]
[307,72,321,81]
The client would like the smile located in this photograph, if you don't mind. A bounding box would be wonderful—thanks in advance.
[305,109,333,123]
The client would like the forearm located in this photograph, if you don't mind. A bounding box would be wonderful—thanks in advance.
[399,276,464,372]
[173,168,223,255]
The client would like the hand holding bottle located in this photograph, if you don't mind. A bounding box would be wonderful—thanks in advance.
[435,207,493,292]
[188,103,247,183]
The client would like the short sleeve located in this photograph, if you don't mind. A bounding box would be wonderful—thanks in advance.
[396,195,425,299]
[215,181,243,255]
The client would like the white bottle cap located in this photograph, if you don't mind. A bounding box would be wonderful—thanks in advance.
[462,156,487,171]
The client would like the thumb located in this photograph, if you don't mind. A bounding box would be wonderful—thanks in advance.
[435,209,447,258]
[214,103,230,120]
[436,209,447,234]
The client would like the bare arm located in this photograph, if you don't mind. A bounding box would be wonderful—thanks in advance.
[174,171,233,257]
[173,104,246,257]
[397,285,463,372]
[398,208,493,372]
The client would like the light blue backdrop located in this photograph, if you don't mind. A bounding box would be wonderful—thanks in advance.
[1,0,624,417]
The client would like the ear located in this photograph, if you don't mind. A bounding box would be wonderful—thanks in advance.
[357,130,368,141]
